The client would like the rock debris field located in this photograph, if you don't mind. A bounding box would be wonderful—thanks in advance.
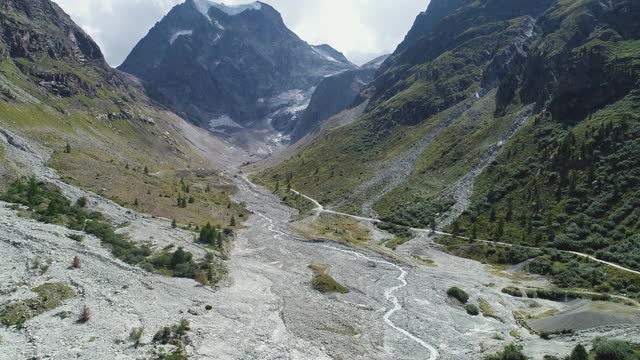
[1,131,639,360]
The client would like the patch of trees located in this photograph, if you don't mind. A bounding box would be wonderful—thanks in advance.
[0,177,98,230]
[485,338,639,360]
[454,117,640,274]
[197,222,232,251]
[1,178,227,286]
[382,198,454,229]
[438,236,640,298]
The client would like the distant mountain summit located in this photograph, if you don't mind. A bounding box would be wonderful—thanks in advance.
[119,0,356,134]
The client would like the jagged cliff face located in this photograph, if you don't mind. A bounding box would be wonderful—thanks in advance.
[0,0,103,64]
[0,0,125,100]
[119,0,356,132]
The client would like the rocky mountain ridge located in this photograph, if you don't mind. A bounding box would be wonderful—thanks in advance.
[119,0,356,136]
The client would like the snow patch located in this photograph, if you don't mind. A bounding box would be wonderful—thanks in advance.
[312,46,339,63]
[214,20,225,30]
[193,0,261,21]
[169,30,193,45]
[209,115,243,134]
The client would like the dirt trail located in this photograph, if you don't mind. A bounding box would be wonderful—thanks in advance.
[291,187,640,278]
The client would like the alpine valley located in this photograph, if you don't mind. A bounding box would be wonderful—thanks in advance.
[1,0,640,360]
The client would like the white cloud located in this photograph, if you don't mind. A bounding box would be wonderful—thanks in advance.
[53,0,428,66]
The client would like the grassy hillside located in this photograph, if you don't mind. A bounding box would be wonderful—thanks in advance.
[0,0,243,228]
[449,0,640,271]
[258,0,640,284]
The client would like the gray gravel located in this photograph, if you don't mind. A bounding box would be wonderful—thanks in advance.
[1,128,638,360]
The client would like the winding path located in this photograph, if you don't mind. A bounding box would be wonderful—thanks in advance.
[290,189,640,277]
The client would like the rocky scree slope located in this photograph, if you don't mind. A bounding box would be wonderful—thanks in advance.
[119,0,356,134]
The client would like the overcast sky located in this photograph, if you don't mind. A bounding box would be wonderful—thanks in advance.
[54,0,429,67]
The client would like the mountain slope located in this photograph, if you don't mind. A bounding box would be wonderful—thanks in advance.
[290,55,388,142]
[257,0,640,283]
[0,0,244,227]
[451,0,640,273]
[257,0,551,212]
[119,0,355,133]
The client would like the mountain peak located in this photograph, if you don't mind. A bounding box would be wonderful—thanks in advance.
[191,0,263,20]
[120,0,356,132]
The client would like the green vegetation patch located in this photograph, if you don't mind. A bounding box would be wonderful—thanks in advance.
[154,319,190,360]
[478,298,502,321]
[485,338,640,359]
[591,337,640,360]
[308,264,349,294]
[0,177,98,230]
[1,178,227,286]
[452,94,640,274]
[484,343,527,360]
[437,236,640,300]
[447,286,469,304]
[0,282,75,328]
[465,304,480,316]
[501,287,524,298]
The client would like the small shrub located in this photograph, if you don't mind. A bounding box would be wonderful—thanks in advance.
[67,234,84,242]
[78,305,91,324]
[465,304,480,316]
[53,311,73,320]
[447,287,469,304]
[569,344,588,360]
[76,197,87,208]
[194,271,208,286]
[501,287,524,297]
[129,327,144,347]
[592,337,636,360]
[153,319,190,344]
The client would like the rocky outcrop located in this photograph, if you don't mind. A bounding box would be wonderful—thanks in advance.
[0,0,104,64]
[119,0,356,130]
